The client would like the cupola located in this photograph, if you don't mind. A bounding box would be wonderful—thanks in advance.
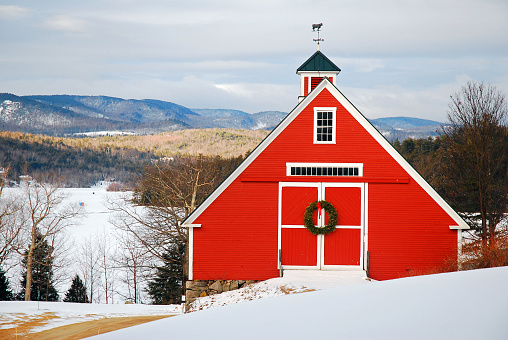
[297,50,341,102]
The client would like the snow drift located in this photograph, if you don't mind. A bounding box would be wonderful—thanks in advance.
[90,267,508,340]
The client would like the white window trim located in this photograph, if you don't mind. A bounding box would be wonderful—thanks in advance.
[286,162,363,177]
[314,107,336,144]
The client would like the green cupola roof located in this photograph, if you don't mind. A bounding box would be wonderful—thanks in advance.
[297,50,341,73]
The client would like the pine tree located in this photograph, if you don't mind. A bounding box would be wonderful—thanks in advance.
[0,267,13,301]
[64,274,89,303]
[19,232,59,301]
[147,243,185,304]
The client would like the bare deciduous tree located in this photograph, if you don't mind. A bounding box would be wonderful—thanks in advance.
[19,180,81,301]
[79,234,101,303]
[441,81,508,246]
[0,166,25,267]
[109,156,231,277]
[96,229,116,304]
[114,231,152,304]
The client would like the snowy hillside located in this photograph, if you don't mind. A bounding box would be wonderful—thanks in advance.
[90,267,508,340]
[2,93,442,139]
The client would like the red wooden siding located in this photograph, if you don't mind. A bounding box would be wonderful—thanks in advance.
[281,229,317,266]
[192,86,459,281]
[193,181,280,280]
[368,183,458,280]
[304,77,309,96]
[324,229,361,265]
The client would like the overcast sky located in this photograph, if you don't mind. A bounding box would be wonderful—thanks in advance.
[1,0,507,122]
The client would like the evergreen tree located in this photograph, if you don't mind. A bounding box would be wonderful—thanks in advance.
[0,267,13,301]
[64,274,89,303]
[147,243,185,304]
[19,232,59,301]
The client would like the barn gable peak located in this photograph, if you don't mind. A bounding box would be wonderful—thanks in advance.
[297,51,341,102]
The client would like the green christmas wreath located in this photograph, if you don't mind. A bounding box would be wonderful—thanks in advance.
[304,200,338,235]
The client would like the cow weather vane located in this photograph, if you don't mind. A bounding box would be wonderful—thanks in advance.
[312,23,324,50]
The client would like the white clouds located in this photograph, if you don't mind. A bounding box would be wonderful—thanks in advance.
[0,5,30,20]
[335,58,385,73]
[342,74,474,122]
[44,15,88,32]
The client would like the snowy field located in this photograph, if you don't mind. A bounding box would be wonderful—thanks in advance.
[2,186,508,339]
[2,186,138,302]
[89,266,508,340]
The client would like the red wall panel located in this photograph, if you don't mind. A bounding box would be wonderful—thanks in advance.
[193,181,280,280]
[324,187,361,226]
[324,229,361,265]
[368,183,458,280]
[281,229,317,266]
[281,186,318,225]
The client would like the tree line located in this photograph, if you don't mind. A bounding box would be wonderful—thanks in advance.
[0,132,154,187]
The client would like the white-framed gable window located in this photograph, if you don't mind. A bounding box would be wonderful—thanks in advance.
[286,163,363,177]
[314,107,336,144]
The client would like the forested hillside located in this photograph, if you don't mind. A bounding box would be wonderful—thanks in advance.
[0,132,153,187]
[0,129,268,187]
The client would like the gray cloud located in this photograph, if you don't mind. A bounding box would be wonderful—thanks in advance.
[0,0,507,122]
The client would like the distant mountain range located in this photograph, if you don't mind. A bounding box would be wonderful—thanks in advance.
[370,117,443,141]
[0,93,443,140]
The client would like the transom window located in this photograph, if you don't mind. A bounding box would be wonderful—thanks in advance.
[314,108,336,144]
[286,163,363,177]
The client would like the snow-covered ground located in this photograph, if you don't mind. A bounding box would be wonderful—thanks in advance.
[1,187,135,301]
[189,270,370,312]
[0,301,181,333]
[89,267,508,340]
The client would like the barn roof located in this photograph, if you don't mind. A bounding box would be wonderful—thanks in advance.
[183,78,468,230]
[297,50,341,73]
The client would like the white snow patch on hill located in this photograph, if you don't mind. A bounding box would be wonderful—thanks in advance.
[90,267,508,340]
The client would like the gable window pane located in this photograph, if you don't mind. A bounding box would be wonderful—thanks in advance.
[315,110,335,144]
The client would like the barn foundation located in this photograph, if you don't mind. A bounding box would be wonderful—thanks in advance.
[185,279,258,312]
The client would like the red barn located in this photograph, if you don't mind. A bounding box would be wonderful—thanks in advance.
[183,51,468,289]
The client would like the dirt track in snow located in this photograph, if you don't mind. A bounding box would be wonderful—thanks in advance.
[0,315,174,339]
